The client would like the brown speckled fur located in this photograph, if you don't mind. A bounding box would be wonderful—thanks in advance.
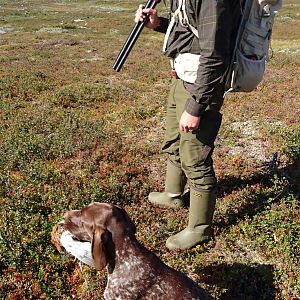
[61,202,210,300]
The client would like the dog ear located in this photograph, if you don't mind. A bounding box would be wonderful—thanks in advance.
[91,226,112,270]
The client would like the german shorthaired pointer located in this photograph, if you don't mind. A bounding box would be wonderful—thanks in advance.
[62,202,210,300]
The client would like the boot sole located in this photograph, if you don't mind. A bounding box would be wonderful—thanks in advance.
[148,200,184,209]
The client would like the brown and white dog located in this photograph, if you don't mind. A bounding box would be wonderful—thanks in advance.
[59,202,210,300]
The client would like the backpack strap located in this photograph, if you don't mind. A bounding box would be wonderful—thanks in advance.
[163,0,198,52]
[181,0,199,37]
[162,3,180,52]
[224,0,252,94]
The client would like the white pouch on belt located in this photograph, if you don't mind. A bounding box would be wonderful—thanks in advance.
[172,53,200,84]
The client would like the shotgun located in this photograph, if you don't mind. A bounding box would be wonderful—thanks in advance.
[113,0,161,72]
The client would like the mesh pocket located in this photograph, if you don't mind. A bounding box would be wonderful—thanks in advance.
[232,49,266,92]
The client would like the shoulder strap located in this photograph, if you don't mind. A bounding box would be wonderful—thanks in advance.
[224,0,252,94]
[163,0,198,52]
[181,0,198,37]
[163,0,181,51]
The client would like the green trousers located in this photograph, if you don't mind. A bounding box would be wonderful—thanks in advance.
[161,78,223,192]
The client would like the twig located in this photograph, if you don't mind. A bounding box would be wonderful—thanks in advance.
[78,260,89,289]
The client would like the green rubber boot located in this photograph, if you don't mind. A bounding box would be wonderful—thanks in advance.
[166,189,216,250]
[148,161,187,209]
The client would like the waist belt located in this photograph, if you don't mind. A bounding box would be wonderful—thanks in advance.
[171,69,179,79]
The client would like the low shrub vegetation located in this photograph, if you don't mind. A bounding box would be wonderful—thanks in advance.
[0,0,299,299]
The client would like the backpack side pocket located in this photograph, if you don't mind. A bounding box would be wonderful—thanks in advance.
[240,21,273,59]
[231,49,266,92]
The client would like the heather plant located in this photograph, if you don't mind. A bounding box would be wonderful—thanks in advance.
[282,126,300,161]
[0,0,299,299]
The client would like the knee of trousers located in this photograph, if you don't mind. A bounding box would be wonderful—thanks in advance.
[180,134,218,191]
[180,109,222,191]
[181,155,217,191]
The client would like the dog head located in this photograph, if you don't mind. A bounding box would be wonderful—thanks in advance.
[63,202,136,271]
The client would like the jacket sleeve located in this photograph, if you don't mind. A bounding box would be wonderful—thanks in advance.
[184,0,234,116]
[153,17,169,33]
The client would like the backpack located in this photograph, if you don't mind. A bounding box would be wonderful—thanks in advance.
[163,0,282,93]
[225,0,282,93]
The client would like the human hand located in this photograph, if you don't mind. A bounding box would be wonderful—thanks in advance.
[179,111,201,133]
[134,4,160,29]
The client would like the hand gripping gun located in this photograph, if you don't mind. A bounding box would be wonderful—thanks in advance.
[112,0,161,72]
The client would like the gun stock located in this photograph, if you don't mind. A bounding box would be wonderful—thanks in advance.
[113,0,160,72]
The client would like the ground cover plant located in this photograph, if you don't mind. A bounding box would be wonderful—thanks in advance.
[0,0,299,299]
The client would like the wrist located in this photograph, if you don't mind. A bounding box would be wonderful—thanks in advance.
[153,17,160,28]
[185,98,206,117]
[147,17,160,30]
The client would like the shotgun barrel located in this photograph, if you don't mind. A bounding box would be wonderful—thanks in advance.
[113,0,160,72]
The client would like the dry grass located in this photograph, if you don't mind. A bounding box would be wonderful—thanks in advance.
[0,1,299,299]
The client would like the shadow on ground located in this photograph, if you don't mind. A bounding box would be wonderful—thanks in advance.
[197,263,276,300]
[214,161,299,231]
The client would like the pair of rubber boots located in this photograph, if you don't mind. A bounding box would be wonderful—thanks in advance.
[149,161,216,250]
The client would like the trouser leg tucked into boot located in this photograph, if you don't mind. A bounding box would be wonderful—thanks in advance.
[148,160,187,208]
[166,188,216,250]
